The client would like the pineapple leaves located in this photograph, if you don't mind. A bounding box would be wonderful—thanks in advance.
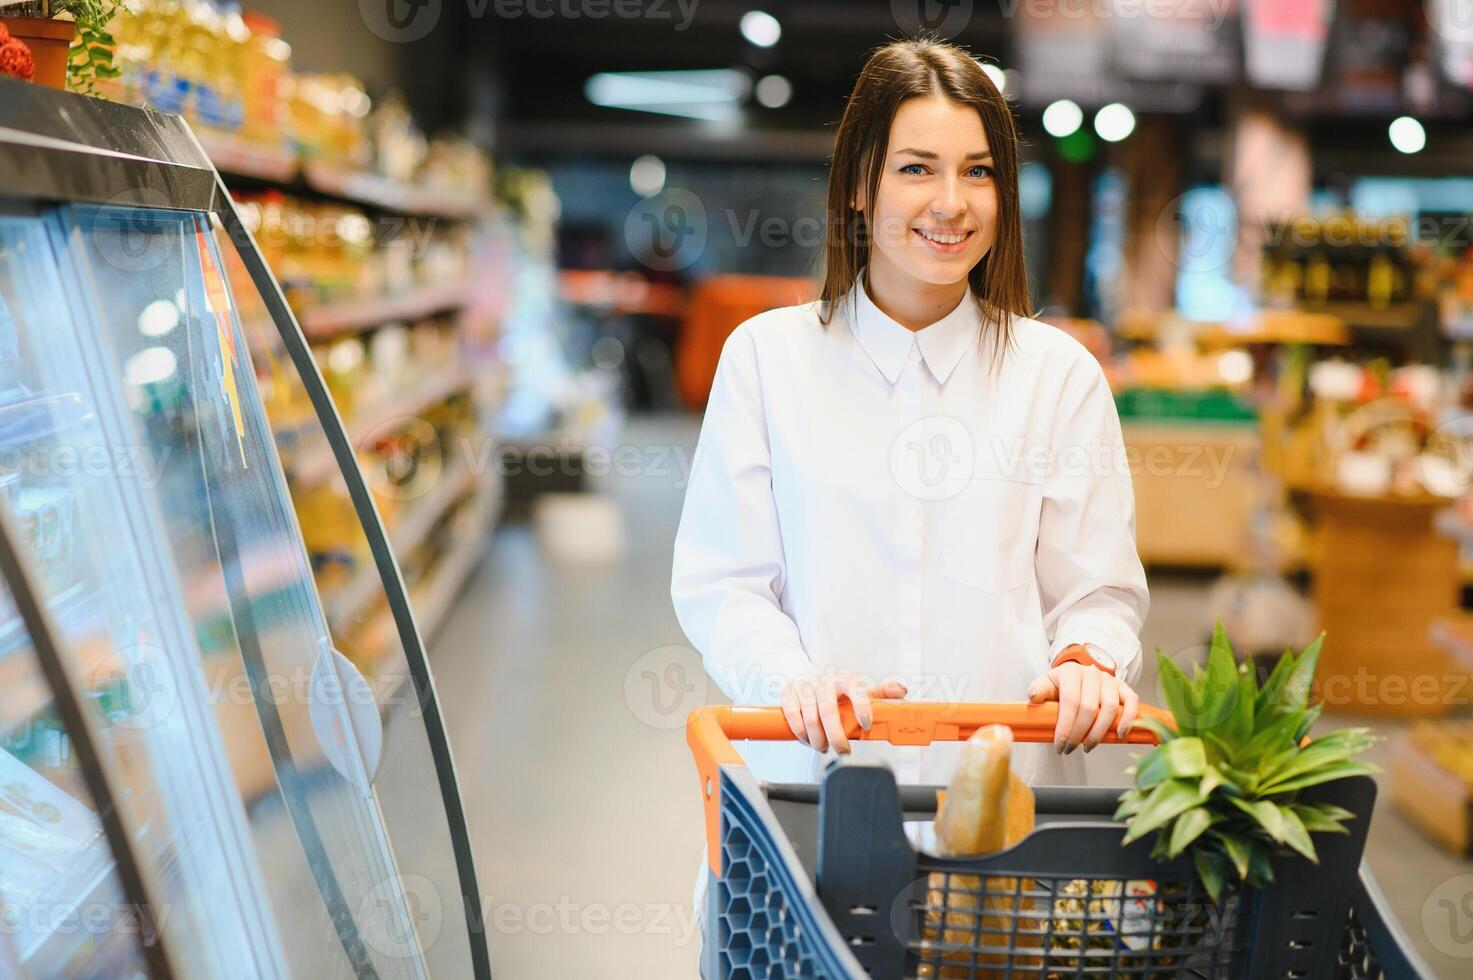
[1167,807,1218,858]
[1193,849,1229,906]
[1120,779,1207,845]
[1120,623,1374,907]
[1134,737,1208,789]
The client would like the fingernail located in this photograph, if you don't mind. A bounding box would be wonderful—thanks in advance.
[1053,740,1064,754]
[1065,743,1077,755]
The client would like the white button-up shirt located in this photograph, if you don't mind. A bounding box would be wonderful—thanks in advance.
[671,279,1148,788]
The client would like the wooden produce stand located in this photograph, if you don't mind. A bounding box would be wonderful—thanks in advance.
[1124,422,1259,567]
[1293,486,1461,717]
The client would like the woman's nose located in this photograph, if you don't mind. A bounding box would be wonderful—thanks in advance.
[930,178,965,218]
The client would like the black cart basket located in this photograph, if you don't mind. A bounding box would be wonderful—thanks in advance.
[688,702,1431,979]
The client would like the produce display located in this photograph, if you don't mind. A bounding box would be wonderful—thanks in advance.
[1408,719,1473,787]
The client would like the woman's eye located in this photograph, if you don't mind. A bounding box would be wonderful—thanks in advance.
[900,163,928,176]
[968,165,994,179]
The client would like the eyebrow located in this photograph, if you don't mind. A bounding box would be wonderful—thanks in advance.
[892,148,993,160]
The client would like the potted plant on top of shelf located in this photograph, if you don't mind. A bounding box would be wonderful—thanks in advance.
[0,1,118,93]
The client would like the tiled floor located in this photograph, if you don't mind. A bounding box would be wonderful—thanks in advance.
[430,415,1471,978]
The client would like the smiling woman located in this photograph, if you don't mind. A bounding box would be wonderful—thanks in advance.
[819,37,1031,345]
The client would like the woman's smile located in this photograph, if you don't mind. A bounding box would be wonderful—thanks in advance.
[913,226,976,253]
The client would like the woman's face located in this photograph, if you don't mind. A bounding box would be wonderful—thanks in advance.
[862,93,998,290]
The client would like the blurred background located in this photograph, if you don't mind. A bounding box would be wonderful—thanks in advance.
[7,0,1473,976]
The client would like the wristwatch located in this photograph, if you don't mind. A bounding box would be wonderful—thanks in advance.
[1051,642,1118,677]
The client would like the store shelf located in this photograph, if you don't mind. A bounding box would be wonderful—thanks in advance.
[322,459,481,630]
[194,129,297,183]
[1116,307,1351,346]
[298,280,469,341]
[196,131,489,222]
[289,365,473,487]
[302,161,487,221]
[361,483,501,674]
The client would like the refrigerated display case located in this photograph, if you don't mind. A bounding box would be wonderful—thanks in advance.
[0,80,489,977]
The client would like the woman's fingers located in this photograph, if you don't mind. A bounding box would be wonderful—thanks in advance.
[845,675,874,731]
[876,679,909,700]
[818,678,850,754]
[780,686,808,746]
[1027,672,1058,704]
[797,682,828,752]
[1118,682,1140,738]
[1082,675,1119,752]
[1066,667,1101,752]
[1052,666,1080,753]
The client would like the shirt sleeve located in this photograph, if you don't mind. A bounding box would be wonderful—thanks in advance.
[1035,357,1150,686]
[671,325,815,706]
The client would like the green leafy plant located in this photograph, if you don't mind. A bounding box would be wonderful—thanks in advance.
[51,0,121,96]
[1114,622,1379,905]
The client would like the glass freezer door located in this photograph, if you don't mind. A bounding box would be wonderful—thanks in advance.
[0,205,466,977]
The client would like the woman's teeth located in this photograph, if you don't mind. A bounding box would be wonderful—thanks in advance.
[918,229,969,245]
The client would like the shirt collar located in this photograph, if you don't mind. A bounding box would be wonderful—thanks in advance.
[846,274,980,385]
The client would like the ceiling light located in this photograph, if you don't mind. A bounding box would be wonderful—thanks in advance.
[1042,99,1083,138]
[741,11,780,47]
[1094,103,1136,142]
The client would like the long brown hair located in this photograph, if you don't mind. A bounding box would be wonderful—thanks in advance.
[818,37,1032,355]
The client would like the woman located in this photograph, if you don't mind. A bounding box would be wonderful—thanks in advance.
[671,37,1148,796]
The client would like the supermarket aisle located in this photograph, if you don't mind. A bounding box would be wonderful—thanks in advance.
[429,416,1467,978]
[431,415,707,979]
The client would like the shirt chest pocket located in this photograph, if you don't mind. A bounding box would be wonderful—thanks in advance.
[938,476,1043,596]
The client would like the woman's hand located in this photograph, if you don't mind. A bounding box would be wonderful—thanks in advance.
[780,672,909,754]
[1026,661,1140,754]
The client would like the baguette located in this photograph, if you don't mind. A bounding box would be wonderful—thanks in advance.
[919,726,1039,979]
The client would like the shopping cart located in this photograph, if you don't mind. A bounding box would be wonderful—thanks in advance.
[688,701,1432,979]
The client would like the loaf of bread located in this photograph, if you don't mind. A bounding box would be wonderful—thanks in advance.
[919,726,1038,978]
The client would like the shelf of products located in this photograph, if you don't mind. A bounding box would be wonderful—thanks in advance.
[322,459,479,631]
[297,280,470,341]
[287,365,473,487]
[1390,723,1473,854]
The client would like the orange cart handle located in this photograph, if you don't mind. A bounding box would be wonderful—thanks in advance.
[687,700,1174,876]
